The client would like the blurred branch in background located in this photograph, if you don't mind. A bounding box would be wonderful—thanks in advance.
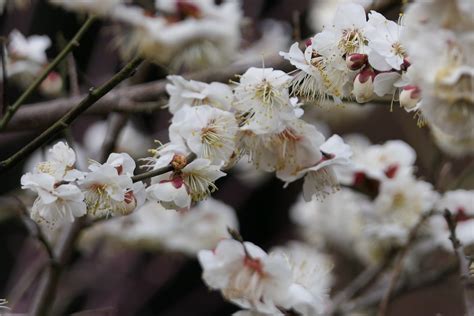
[0,56,143,173]
[0,16,96,131]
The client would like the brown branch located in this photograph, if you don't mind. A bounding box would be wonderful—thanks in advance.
[328,248,397,315]
[1,36,8,115]
[0,56,143,174]
[67,54,80,97]
[443,209,474,315]
[3,54,289,132]
[341,261,458,314]
[0,16,96,131]
[131,153,196,183]
[377,210,436,316]
[99,113,128,163]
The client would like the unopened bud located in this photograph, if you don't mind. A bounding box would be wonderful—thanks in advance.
[401,57,411,71]
[171,154,187,170]
[399,85,421,111]
[305,38,313,47]
[346,53,368,70]
[353,67,376,103]
[39,71,63,96]
[123,191,137,215]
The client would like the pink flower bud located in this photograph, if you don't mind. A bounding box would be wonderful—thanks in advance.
[401,57,411,71]
[353,67,376,103]
[399,85,421,111]
[305,38,313,47]
[346,53,368,70]
[39,71,63,97]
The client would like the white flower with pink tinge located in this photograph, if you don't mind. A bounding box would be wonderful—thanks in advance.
[146,158,225,210]
[169,105,238,165]
[21,173,86,229]
[198,239,292,314]
[280,135,352,202]
[32,141,84,182]
[80,153,145,217]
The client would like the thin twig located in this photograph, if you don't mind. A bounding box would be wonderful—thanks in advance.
[328,249,397,315]
[1,36,8,115]
[377,210,435,316]
[4,54,290,132]
[341,261,458,314]
[67,54,80,97]
[99,113,128,163]
[0,15,96,131]
[443,209,474,315]
[131,153,196,183]
[6,196,55,260]
[0,56,143,173]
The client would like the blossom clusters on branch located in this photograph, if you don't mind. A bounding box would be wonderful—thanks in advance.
[292,135,474,268]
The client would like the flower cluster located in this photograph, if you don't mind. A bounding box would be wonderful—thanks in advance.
[21,142,146,228]
[50,0,242,70]
[199,239,333,315]
[291,135,474,268]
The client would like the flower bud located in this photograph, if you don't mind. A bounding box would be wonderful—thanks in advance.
[305,38,313,47]
[401,57,411,71]
[39,71,63,97]
[171,154,188,170]
[399,85,421,111]
[353,67,376,103]
[346,53,368,70]
[123,191,137,215]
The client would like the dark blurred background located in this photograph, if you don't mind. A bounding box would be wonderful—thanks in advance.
[0,1,470,315]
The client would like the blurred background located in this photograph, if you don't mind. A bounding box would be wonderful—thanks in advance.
[0,0,471,315]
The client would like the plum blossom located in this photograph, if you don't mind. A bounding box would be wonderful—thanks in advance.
[80,155,144,217]
[112,0,242,70]
[166,75,233,113]
[280,40,351,104]
[146,158,225,210]
[336,138,417,185]
[271,242,333,315]
[21,173,86,229]
[280,135,352,201]
[365,11,406,71]
[233,67,295,134]
[170,105,238,165]
[32,141,84,182]
[198,239,293,314]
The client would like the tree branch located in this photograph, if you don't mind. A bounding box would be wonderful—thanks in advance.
[0,56,143,173]
[3,54,289,132]
[131,153,196,183]
[377,210,436,316]
[0,16,96,131]
[443,209,474,315]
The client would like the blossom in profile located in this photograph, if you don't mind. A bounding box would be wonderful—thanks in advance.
[147,158,225,210]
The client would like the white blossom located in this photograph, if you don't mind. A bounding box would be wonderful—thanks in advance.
[198,239,293,314]
[170,105,238,165]
[21,173,86,228]
[233,67,294,134]
[166,75,233,113]
[146,158,225,210]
